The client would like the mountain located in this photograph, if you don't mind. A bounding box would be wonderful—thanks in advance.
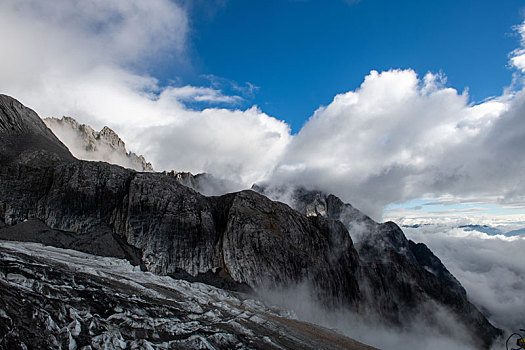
[44,116,153,172]
[458,225,503,236]
[0,94,502,348]
[409,224,525,237]
[459,224,525,237]
[506,227,525,236]
[252,186,501,346]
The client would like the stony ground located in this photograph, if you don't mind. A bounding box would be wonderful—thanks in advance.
[0,240,377,350]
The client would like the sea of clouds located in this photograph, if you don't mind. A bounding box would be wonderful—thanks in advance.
[403,224,525,334]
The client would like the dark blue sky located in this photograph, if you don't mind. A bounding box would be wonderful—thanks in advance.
[156,0,524,132]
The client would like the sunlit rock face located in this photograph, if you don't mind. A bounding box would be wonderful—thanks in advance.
[44,116,154,172]
[0,94,501,349]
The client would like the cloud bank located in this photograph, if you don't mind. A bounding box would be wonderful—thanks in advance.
[1,0,525,222]
[404,225,525,333]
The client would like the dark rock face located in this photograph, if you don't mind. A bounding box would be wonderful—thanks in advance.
[408,240,466,296]
[217,191,360,306]
[0,94,361,310]
[0,94,500,349]
[254,185,502,348]
[0,219,143,266]
[0,95,74,165]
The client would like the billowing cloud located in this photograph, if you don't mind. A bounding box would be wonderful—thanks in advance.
[2,0,525,223]
[0,0,187,68]
[270,69,510,219]
[0,0,291,187]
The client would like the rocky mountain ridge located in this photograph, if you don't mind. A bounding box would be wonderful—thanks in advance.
[44,116,153,172]
[0,94,501,349]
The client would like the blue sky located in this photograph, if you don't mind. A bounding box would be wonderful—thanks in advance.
[172,0,525,132]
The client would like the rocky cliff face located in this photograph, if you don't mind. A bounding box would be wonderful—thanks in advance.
[0,96,74,166]
[44,116,154,172]
[0,94,501,349]
[253,185,501,347]
[0,94,361,307]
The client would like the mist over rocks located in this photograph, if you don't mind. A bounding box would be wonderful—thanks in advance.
[44,116,154,172]
[403,223,525,333]
[0,94,502,349]
[162,170,244,196]
[44,116,246,197]
[253,184,499,346]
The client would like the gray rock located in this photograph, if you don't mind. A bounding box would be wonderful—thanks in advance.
[0,94,362,310]
[0,94,74,165]
[44,116,154,172]
[0,94,501,349]
[253,184,501,348]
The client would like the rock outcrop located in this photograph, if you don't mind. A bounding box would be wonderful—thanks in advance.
[0,94,361,309]
[0,94,501,348]
[253,185,501,348]
[44,116,154,172]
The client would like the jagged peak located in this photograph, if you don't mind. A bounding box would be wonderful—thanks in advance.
[44,115,154,172]
[98,125,126,149]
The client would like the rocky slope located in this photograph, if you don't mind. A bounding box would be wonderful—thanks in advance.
[44,116,153,172]
[252,186,501,347]
[0,94,361,307]
[0,241,376,350]
[0,94,501,348]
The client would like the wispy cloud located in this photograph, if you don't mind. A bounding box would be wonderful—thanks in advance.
[201,74,260,99]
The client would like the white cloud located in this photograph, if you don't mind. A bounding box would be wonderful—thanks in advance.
[510,22,525,72]
[0,0,187,67]
[141,103,291,186]
[270,69,509,219]
[2,0,525,223]
[404,225,525,332]
[0,0,291,188]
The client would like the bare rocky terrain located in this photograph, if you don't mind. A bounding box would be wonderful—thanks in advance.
[0,94,502,349]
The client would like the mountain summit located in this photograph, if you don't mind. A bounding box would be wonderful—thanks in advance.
[44,116,153,172]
